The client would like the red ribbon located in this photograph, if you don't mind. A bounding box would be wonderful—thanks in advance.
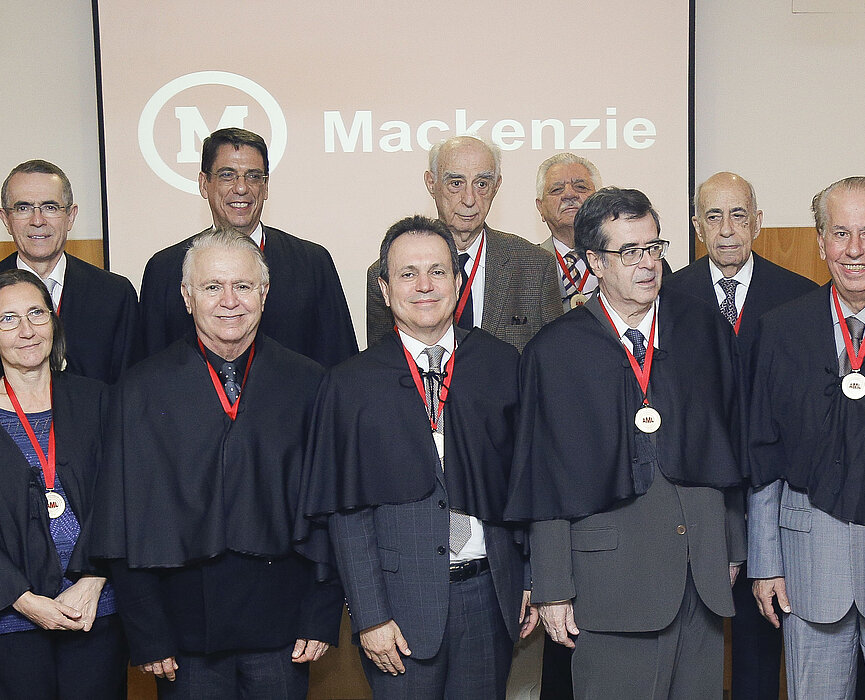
[832,285,865,372]
[454,234,484,325]
[4,377,56,489]
[399,335,456,432]
[197,338,255,421]
[598,297,656,406]
[555,248,591,293]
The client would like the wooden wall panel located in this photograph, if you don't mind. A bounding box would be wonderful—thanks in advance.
[0,239,104,269]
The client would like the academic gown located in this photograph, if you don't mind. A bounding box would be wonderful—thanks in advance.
[137,225,358,367]
[0,372,106,610]
[505,288,745,523]
[749,284,865,524]
[0,253,139,384]
[90,334,342,664]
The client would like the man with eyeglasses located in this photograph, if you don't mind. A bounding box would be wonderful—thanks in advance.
[138,127,357,367]
[0,159,138,383]
[664,172,816,700]
[506,187,746,699]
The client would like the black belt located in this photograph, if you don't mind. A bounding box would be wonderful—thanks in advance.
[449,557,489,583]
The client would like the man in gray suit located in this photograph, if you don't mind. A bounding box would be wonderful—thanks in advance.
[366,136,561,352]
[748,177,865,699]
[302,215,535,699]
[506,187,746,699]
[535,153,601,312]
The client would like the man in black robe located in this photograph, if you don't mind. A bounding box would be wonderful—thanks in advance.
[91,229,341,697]
[506,187,746,699]
[137,127,357,367]
[298,215,535,699]
[0,159,138,383]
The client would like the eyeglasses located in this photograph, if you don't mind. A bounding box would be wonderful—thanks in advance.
[209,170,268,187]
[0,308,52,331]
[193,282,262,298]
[595,240,669,266]
[3,203,71,220]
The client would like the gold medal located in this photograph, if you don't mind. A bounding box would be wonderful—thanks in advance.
[570,293,588,309]
[635,405,661,433]
[46,491,66,519]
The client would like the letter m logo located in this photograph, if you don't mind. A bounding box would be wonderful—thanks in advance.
[174,106,249,164]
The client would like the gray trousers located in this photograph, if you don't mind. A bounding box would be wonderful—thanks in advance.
[784,604,865,700]
[570,569,723,700]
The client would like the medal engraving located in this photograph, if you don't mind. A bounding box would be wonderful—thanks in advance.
[570,293,588,309]
[842,372,865,400]
[46,491,65,519]
[635,405,661,433]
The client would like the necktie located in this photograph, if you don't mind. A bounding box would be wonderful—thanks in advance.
[221,361,241,403]
[624,328,646,368]
[457,253,473,330]
[718,278,739,326]
[43,277,59,310]
[423,346,471,554]
[839,316,865,376]
[562,252,580,298]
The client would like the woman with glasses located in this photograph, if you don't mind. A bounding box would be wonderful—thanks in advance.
[0,269,126,699]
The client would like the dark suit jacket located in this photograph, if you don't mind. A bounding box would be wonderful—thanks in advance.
[366,227,562,351]
[138,225,358,367]
[664,252,817,354]
[0,253,138,384]
[526,294,745,632]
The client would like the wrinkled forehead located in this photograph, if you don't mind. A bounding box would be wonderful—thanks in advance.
[438,142,496,177]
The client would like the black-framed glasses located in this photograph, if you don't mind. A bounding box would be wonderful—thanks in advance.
[209,170,269,187]
[3,203,71,220]
[595,240,669,266]
[0,308,52,331]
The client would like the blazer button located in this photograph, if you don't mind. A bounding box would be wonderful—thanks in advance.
[676,524,687,535]
[438,500,447,509]
[436,545,446,555]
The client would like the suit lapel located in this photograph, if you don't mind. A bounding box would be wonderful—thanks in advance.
[481,229,508,335]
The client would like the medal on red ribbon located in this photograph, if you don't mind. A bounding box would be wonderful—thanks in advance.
[555,248,592,309]
[399,334,456,433]
[198,339,256,420]
[4,378,64,518]
[832,286,865,400]
[598,298,661,433]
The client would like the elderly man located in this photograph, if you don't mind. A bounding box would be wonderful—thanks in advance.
[91,229,342,697]
[0,159,138,383]
[665,171,815,699]
[299,215,534,699]
[536,153,602,311]
[748,177,865,699]
[139,127,357,367]
[506,187,746,699]
[366,136,561,351]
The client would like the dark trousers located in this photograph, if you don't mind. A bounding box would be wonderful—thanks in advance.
[0,614,127,700]
[731,563,782,699]
[155,644,310,699]
[540,633,574,700]
[361,569,514,699]
[571,569,723,700]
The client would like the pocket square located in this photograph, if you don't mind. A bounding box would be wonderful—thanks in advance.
[510,316,528,325]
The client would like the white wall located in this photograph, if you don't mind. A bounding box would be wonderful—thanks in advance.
[0,0,102,244]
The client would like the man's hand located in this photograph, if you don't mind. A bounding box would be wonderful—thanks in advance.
[12,591,85,631]
[139,657,178,681]
[55,576,106,631]
[359,619,411,675]
[729,563,742,587]
[291,638,330,663]
[753,577,791,629]
[519,590,539,638]
[538,600,579,648]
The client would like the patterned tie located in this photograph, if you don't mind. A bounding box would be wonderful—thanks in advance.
[423,346,472,554]
[221,361,241,403]
[839,316,865,376]
[43,277,59,310]
[718,278,739,326]
[624,328,646,368]
[562,252,581,299]
[456,253,474,330]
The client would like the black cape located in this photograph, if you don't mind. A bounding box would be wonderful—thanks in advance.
[89,334,324,568]
[0,372,106,609]
[137,225,357,368]
[505,289,744,522]
[296,328,520,549]
[749,284,865,524]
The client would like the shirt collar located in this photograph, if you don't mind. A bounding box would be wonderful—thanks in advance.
[599,291,658,347]
[213,222,264,248]
[708,252,754,289]
[460,229,486,267]
[399,325,456,369]
[17,253,66,300]
[552,236,574,258]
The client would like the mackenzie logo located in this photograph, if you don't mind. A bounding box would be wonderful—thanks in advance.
[137,71,287,194]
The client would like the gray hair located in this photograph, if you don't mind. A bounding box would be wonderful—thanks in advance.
[2,160,73,208]
[428,135,501,181]
[181,228,270,290]
[693,172,758,214]
[535,153,602,199]
[812,177,865,233]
